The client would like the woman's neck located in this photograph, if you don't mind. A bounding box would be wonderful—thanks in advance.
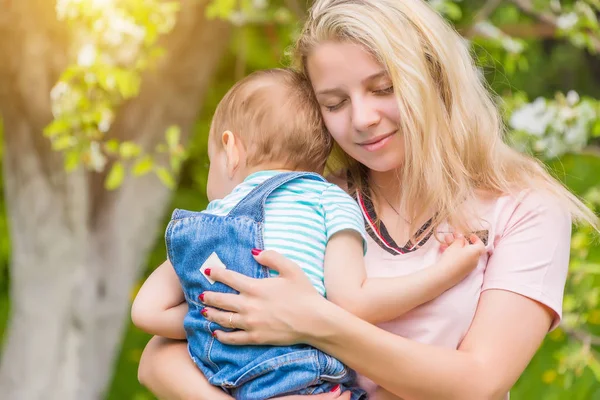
[367,167,436,237]
[368,169,403,207]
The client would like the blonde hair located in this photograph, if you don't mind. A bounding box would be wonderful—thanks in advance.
[293,0,598,235]
[210,68,332,173]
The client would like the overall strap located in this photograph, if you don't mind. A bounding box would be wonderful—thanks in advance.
[228,171,326,222]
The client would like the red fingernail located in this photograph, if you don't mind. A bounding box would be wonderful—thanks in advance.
[199,293,205,302]
[212,331,218,338]
[205,268,211,276]
[251,248,262,256]
[201,308,208,317]
[329,384,341,393]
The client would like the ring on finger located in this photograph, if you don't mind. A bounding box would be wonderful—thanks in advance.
[228,312,235,329]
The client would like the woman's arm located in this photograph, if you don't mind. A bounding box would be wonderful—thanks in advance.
[131,260,187,339]
[201,250,552,400]
[316,287,551,399]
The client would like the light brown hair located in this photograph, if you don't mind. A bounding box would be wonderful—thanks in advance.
[210,69,332,173]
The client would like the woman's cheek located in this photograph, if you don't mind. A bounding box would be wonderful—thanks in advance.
[325,115,352,147]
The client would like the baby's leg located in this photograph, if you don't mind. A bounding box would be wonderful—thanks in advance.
[230,349,366,400]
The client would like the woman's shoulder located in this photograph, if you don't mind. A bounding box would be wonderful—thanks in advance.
[476,188,569,215]
[473,188,571,240]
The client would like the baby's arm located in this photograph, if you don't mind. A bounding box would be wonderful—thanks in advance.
[131,259,187,339]
[324,231,483,324]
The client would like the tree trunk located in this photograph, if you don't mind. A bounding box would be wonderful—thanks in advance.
[0,1,231,399]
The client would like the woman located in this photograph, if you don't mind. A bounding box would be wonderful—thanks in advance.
[138,0,598,399]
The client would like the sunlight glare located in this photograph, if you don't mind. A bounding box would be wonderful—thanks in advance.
[56,0,116,19]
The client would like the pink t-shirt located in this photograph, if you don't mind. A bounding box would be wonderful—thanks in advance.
[356,190,572,399]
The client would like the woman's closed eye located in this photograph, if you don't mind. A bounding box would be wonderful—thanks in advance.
[324,99,347,112]
[322,86,392,111]
[374,85,394,95]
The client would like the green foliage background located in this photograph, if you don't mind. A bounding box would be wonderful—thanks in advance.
[2,0,600,398]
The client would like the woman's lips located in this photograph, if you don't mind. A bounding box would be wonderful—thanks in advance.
[359,131,396,152]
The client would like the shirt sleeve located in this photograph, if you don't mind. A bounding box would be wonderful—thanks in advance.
[482,191,572,330]
[320,184,368,255]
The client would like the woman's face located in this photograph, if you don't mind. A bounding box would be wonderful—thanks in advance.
[307,41,404,173]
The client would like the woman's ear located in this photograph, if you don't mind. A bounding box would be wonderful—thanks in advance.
[221,130,241,178]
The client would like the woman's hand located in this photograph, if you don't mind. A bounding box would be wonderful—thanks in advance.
[200,249,330,346]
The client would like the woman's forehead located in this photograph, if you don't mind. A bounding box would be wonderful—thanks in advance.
[307,42,387,89]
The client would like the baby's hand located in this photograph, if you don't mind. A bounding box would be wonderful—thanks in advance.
[438,233,486,285]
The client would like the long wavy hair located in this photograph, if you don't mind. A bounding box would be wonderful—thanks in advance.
[293,0,598,236]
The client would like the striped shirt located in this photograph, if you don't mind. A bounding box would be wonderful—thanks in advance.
[204,170,367,296]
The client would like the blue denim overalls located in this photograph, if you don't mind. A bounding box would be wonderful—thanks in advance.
[166,171,367,399]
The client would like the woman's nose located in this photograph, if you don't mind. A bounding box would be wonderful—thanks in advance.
[352,98,381,132]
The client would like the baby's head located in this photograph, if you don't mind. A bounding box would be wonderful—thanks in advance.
[206,68,332,200]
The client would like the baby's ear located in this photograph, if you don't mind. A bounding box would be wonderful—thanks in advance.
[220,130,234,149]
[221,130,241,178]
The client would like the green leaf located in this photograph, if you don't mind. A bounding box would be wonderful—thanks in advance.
[588,356,600,381]
[206,0,236,19]
[518,57,529,71]
[155,167,175,189]
[170,154,184,173]
[105,139,120,154]
[443,2,462,21]
[120,141,141,159]
[52,136,76,151]
[44,119,71,137]
[563,295,578,312]
[504,54,517,75]
[592,120,600,137]
[64,151,80,172]
[166,125,181,150]
[105,162,125,190]
[132,156,154,176]
[114,70,141,99]
[579,263,600,274]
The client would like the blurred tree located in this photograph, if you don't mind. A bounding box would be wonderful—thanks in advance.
[0,0,230,399]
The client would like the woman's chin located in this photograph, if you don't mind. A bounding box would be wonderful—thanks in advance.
[360,157,404,174]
